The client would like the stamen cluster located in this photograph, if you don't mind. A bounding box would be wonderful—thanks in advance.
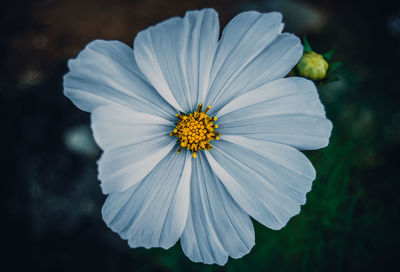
[171,104,220,158]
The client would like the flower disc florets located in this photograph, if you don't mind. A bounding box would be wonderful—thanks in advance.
[170,104,220,158]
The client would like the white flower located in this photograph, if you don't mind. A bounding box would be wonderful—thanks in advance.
[63,9,332,265]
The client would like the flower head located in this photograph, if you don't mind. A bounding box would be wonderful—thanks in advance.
[63,9,332,265]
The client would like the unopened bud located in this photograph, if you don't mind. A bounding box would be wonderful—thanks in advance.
[296,51,329,81]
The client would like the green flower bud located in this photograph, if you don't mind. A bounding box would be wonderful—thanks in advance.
[296,51,329,81]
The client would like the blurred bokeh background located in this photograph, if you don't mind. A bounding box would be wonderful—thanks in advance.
[2,0,400,271]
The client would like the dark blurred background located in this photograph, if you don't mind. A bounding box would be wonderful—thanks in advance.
[2,0,400,271]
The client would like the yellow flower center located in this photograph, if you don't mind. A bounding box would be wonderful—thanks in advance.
[170,104,220,158]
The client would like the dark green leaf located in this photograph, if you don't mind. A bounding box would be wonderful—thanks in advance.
[325,75,340,83]
[326,62,343,77]
[329,62,343,72]
[303,36,312,52]
[323,49,335,61]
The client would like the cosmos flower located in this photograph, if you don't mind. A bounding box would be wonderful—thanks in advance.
[63,9,332,265]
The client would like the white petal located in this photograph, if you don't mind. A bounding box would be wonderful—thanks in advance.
[63,40,176,118]
[206,139,311,230]
[102,149,192,249]
[91,105,176,194]
[91,104,174,151]
[220,135,315,204]
[98,137,176,194]
[230,34,302,93]
[180,153,255,265]
[204,12,291,113]
[209,34,303,113]
[217,77,333,150]
[134,9,219,112]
